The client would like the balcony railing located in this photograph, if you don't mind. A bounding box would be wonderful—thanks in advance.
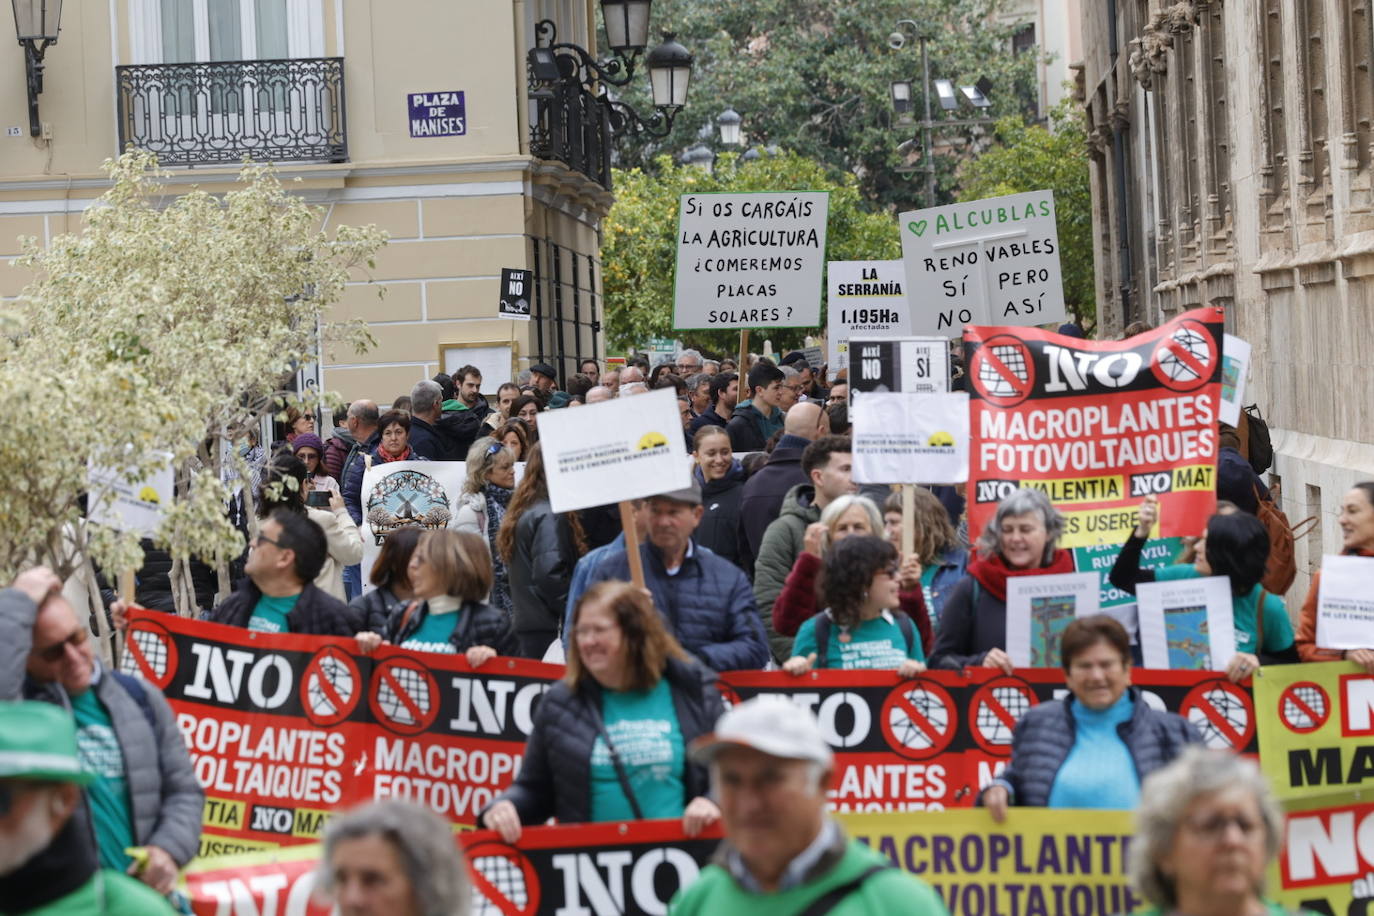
[115,57,347,167]
[529,73,612,191]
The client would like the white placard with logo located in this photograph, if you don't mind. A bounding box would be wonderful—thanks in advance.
[674,191,830,330]
[849,337,949,395]
[826,260,910,378]
[87,452,175,536]
[1315,554,1374,650]
[1005,572,1102,668]
[1219,334,1250,428]
[852,391,968,485]
[1137,576,1237,670]
[899,189,1066,338]
[538,388,691,513]
[358,460,470,595]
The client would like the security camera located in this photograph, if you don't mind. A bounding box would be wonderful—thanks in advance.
[888,32,905,50]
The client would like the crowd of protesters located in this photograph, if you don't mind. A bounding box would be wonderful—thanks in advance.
[2,343,1368,914]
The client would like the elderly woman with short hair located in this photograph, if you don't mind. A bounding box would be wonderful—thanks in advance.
[1129,747,1287,916]
[318,799,470,916]
[980,615,1200,821]
[929,487,1076,672]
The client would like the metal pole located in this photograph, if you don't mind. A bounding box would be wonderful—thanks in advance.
[920,36,934,208]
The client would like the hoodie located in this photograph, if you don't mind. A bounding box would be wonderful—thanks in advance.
[693,461,747,568]
[726,399,783,452]
[752,483,821,662]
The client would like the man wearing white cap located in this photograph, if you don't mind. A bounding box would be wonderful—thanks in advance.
[671,696,947,914]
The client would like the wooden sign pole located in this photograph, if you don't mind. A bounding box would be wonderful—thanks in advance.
[618,500,646,589]
[738,329,750,376]
[902,484,916,559]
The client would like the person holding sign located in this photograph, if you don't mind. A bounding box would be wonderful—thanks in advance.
[980,616,1200,822]
[929,488,1075,673]
[480,582,724,841]
[782,536,926,676]
[355,530,515,663]
[1296,481,1374,673]
[1110,497,1297,681]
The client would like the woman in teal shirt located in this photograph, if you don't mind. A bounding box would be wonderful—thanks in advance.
[480,582,724,841]
[1111,497,1298,681]
[783,535,927,677]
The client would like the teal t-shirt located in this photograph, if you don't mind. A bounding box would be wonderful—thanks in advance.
[792,611,924,669]
[399,610,459,654]
[1153,565,1295,653]
[70,689,136,872]
[589,678,686,822]
[1047,694,1140,810]
[248,593,299,634]
[27,869,178,915]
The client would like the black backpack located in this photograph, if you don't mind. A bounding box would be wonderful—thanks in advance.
[1243,405,1273,475]
[814,611,917,668]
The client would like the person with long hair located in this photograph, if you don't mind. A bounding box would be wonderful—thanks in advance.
[782,535,926,675]
[1296,481,1374,673]
[479,582,723,841]
[883,487,968,629]
[348,527,422,636]
[257,454,362,601]
[508,395,541,439]
[456,437,517,619]
[691,427,746,567]
[1111,496,1298,681]
[497,443,587,658]
[493,419,529,461]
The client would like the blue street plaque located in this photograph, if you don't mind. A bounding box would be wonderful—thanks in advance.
[408,90,467,138]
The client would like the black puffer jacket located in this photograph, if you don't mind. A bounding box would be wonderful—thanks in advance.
[384,599,518,655]
[507,498,580,646]
[436,409,483,460]
[349,585,406,636]
[694,463,746,569]
[980,687,1202,807]
[207,581,359,636]
[481,656,724,827]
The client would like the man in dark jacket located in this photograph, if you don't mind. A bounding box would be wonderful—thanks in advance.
[453,365,494,423]
[585,485,769,670]
[322,404,354,481]
[727,362,785,452]
[689,372,737,436]
[340,400,379,525]
[737,403,829,574]
[407,379,446,460]
[208,510,358,636]
[531,363,572,409]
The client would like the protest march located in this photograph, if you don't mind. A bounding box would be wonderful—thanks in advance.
[3,177,1373,916]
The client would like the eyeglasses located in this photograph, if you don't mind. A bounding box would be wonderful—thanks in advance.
[35,626,88,663]
[253,532,282,549]
[1184,813,1262,842]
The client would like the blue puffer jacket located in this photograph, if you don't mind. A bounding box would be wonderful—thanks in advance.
[585,539,770,671]
[981,687,1202,807]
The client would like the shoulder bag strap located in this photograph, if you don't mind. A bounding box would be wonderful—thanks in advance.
[587,697,645,820]
[814,614,830,668]
[796,864,891,916]
[894,612,916,657]
[395,600,422,642]
[1256,587,1266,655]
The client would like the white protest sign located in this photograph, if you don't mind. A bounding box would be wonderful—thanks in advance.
[1315,554,1374,650]
[538,388,691,513]
[1137,575,1237,670]
[848,337,949,394]
[358,460,470,595]
[674,191,829,330]
[1005,571,1101,667]
[852,392,968,485]
[1219,334,1250,428]
[827,260,910,377]
[899,189,1066,337]
[87,453,175,537]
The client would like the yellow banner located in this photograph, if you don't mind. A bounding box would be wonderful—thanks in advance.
[837,808,1139,916]
[1254,661,1374,801]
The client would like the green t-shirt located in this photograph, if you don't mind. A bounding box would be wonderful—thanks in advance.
[247,593,300,634]
[399,610,459,654]
[791,611,924,669]
[70,688,135,872]
[669,836,948,916]
[1153,565,1295,653]
[25,869,177,915]
[1128,903,1311,916]
[589,678,685,822]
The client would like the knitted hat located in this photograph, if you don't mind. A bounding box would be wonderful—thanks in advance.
[291,433,326,454]
[0,701,94,785]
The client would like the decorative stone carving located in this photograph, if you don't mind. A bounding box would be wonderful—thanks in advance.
[1129,2,1200,89]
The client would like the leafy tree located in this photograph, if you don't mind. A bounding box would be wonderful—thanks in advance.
[608,0,1043,213]
[0,151,386,610]
[958,99,1096,326]
[603,152,899,356]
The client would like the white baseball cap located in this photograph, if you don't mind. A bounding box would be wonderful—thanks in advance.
[690,696,833,767]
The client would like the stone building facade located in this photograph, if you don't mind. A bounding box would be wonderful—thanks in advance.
[0,0,610,403]
[1081,0,1374,603]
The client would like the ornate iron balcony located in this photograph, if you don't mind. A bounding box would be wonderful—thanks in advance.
[115,57,347,167]
[529,66,612,191]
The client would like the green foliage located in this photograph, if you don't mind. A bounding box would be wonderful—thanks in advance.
[609,0,1043,213]
[958,99,1096,326]
[603,152,899,355]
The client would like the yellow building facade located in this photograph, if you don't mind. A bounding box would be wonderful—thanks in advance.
[0,0,609,402]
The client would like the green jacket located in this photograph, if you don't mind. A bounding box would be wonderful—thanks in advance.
[670,833,946,916]
[753,483,820,662]
[22,869,176,915]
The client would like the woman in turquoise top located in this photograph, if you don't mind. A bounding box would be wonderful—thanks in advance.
[1111,496,1298,682]
[783,535,926,677]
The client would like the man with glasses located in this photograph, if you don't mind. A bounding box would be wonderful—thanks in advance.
[0,567,201,904]
[675,348,704,376]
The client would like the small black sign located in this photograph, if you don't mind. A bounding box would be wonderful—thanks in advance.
[499,268,532,321]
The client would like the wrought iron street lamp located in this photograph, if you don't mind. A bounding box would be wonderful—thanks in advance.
[716,107,742,147]
[11,0,61,137]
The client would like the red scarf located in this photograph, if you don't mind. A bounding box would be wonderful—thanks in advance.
[378,446,412,463]
[966,549,1077,602]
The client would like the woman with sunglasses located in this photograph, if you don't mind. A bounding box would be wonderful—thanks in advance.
[456,437,519,619]
[782,535,926,676]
